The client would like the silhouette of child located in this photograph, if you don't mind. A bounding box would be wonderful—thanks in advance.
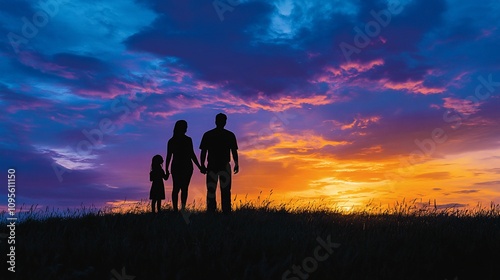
[149,154,169,213]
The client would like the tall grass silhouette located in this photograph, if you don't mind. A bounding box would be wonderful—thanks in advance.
[1,194,499,279]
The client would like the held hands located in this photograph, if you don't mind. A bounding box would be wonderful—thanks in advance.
[199,165,207,174]
[164,170,170,180]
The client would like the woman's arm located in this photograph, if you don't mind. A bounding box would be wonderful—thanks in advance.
[189,138,203,172]
[165,140,172,176]
[162,169,169,180]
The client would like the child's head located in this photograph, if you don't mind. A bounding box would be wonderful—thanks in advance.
[151,154,163,170]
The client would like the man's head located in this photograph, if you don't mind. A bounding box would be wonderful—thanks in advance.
[215,113,227,128]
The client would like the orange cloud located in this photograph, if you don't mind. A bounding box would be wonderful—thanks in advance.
[239,131,350,161]
[383,79,445,94]
[339,59,384,72]
[314,59,384,84]
[442,97,482,115]
[339,115,381,130]
[213,91,335,113]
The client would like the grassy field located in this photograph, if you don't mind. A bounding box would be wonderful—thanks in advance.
[1,200,500,280]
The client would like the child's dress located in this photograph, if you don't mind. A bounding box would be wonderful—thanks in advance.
[149,168,166,200]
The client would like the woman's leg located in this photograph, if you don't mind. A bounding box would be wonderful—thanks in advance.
[180,170,193,210]
[181,185,188,210]
[156,200,161,213]
[172,174,180,211]
[151,199,157,213]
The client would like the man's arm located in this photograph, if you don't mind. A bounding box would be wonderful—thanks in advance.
[231,148,239,174]
[231,133,239,174]
[200,149,207,172]
[199,133,207,173]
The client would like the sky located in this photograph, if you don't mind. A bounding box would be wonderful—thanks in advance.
[1,0,499,213]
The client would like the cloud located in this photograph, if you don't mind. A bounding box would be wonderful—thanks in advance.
[338,115,381,130]
[486,168,500,174]
[414,172,451,180]
[435,203,468,209]
[123,0,452,99]
[452,189,480,194]
[382,79,445,94]
[474,181,500,186]
[442,97,482,116]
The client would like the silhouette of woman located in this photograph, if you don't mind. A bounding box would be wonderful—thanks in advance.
[149,154,169,213]
[165,120,204,212]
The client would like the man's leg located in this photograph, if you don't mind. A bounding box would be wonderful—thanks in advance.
[220,164,232,213]
[206,169,218,212]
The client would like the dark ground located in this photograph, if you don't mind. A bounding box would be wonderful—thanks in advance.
[1,205,500,280]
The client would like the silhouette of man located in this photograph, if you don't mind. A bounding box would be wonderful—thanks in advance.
[200,113,239,213]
